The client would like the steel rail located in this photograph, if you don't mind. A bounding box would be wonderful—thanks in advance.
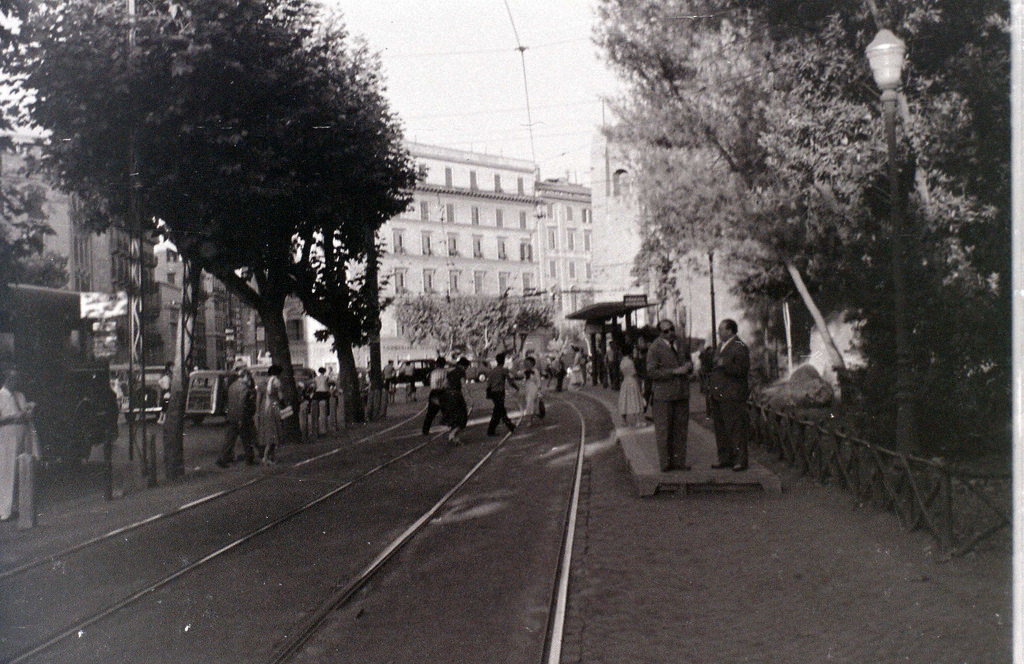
[4,406,455,664]
[0,408,426,583]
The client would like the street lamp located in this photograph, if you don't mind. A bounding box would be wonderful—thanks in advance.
[866,29,915,453]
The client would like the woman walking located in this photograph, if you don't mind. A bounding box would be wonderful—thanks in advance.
[521,356,543,427]
[0,369,37,520]
[444,357,471,444]
[258,364,284,464]
[618,343,644,427]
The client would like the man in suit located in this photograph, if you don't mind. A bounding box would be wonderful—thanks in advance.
[645,319,693,472]
[709,319,751,471]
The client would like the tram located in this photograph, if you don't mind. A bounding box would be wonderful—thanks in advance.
[0,284,119,462]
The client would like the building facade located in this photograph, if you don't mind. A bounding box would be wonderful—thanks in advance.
[377,142,542,362]
[534,178,595,320]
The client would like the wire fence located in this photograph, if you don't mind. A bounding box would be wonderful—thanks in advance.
[748,400,1011,557]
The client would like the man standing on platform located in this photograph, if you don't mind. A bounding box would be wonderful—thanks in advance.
[709,319,751,472]
[646,319,692,472]
[217,368,257,467]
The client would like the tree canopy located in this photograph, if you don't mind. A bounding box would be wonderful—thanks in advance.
[596,0,1010,456]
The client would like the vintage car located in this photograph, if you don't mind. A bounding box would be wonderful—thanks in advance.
[184,370,234,423]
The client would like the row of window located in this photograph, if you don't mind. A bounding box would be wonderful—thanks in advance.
[392,268,535,296]
[442,168,527,195]
[548,260,592,282]
[546,227,591,253]
[539,203,592,224]
[411,200,534,229]
[391,230,535,261]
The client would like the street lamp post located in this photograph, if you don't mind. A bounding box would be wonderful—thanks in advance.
[866,29,915,453]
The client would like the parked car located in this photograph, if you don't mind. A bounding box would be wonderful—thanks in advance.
[250,364,317,397]
[184,370,233,424]
[393,359,434,387]
[110,364,165,422]
[468,359,492,383]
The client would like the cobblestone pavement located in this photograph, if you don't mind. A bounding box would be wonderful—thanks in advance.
[561,387,1011,664]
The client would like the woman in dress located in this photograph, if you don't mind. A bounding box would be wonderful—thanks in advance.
[618,342,644,427]
[0,369,36,520]
[258,364,284,464]
[444,357,471,444]
[522,356,543,427]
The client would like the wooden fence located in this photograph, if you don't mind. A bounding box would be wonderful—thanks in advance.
[749,401,1010,557]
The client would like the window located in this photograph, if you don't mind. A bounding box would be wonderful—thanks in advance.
[474,271,485,294]
[613,169,629,197]
[548,260,557,279]
[472,235,483,258]
[568,262,577,279]
[566,229,576,252]
[495,208,503,228]
[446,203,455,223]
[471,206,480,225]
[585,262,592,280]
[497,237,507,260]
[469,170,478,190]
[547,228,557,250]
[286,319,303,342]
[447,233,458,256]
[393,230,405,254]
[519,211,527,229]
[584,230,592,252]
[494,174,502,192]
[566,206,574,221]
[498,272,509,293]
[583,208,591,224]
[449,270,460,294]
[522,273,533,292]
[423,269,435,293]
[167,270,176,286]
[445,167,453,187]
[421,232,432,256]
[395,269,408,293]
[420,200,429,221]
[517,177,525,194]
[519,241,533,262]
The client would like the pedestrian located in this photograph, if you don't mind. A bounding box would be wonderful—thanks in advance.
[485,351,519,436]
[157,362,173,424]
[383,360,396,403]
[216,369,257,467]
[445,357,471,445]
[646,319,693,472]
[0,368,38,521]
[421,357,449,435]
[312,367,331,433]
[258,364,285,464]
[618,342,644,427]
[708,319,751,472]
[521,356,543,427]
[400,361,415,401]
[554,355,566,392]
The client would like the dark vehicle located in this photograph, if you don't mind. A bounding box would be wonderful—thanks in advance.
[468,359,492,383]
[393,359,434,387]
[110,364,165,421]
[251,364,316,397]
[0,284,119,462]
[184,369,233,423]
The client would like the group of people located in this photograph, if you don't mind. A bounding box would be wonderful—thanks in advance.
[618,318,751,474]
[421,356,471,444]
[216,364,286,468]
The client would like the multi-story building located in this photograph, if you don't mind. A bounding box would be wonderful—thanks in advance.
[535,178,595,320]
[377,142,541,362]
[2,134,160,364]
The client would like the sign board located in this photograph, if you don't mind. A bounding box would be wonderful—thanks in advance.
[622,294,648,307]
[80,291,128,319]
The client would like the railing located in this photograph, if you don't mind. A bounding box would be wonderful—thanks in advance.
[748,401,1010,557]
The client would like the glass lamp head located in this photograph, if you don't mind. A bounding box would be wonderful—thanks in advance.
[866,29,906,91]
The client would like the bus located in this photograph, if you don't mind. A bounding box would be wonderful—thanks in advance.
[0,284,119,462]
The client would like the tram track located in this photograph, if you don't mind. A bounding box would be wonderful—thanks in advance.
[267,393,592,664]
[2,401,496,664]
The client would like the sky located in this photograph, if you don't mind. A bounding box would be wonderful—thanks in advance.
[327,0,622,186]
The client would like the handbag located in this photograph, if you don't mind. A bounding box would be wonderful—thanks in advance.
[279,405,294,420]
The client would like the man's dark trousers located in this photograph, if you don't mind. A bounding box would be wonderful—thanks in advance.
[710,397,748,467]
[422,389,446,434]
[486,391,515,435]
[219,417,255,464]
[651,397,689,471]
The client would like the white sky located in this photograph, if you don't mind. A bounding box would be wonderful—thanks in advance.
[327,0,621,186]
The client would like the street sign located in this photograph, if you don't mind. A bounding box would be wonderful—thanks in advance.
[80,291,128,319]
[622,294,647,307]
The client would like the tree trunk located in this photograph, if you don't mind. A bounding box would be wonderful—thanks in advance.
[162,260,200,479]
[785,261,847,371]
[364,238,386,420]
[334,340,365,424]
[708,251,718,349]
[259,297,302,444]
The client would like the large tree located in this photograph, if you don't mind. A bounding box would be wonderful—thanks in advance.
[596,0,1010,457]
[11,0,416,470]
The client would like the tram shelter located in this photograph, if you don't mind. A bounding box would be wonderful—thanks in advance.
[566,295,655,386]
